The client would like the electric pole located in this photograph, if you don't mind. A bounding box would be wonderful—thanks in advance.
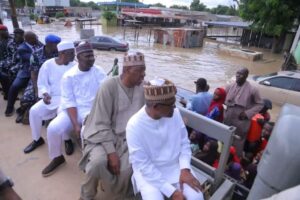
[8,0,19,28]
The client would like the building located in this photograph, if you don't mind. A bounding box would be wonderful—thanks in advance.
[0,0,9,19]
[120,7,242,27]
[97,1,149,9]
[36,0,70,7]
[154,27,205,48]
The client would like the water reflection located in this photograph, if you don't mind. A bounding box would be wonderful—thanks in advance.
[6,21,283,91]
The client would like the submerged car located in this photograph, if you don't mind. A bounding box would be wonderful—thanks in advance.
[88,36,129,51]
[248,70,300,106]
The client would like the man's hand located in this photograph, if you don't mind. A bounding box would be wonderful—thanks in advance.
[107,152,120,175]
[179,169,203,193]
[179,98,187,107]
[74,124,82,139]
[171,190,185,200]
[238,111,248,120]
[43,93,51,104]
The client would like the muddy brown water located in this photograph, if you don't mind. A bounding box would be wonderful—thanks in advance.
[14,22,283,91]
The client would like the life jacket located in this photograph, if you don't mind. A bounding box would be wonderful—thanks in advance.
[247,114,264,142]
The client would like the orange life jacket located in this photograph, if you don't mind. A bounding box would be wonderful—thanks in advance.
[247,114,264,142]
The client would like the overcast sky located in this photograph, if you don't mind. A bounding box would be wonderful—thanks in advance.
[93,0,236,8]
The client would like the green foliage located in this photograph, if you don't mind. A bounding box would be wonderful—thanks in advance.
[190,0,207,11]
[102,11,117,21]
[87,1,100,10]
[170,5,189,10]
[100,5,117,11]
[151,3,166,8]
[70,0,81,7]
[239,0,300,36]
[15,0,35,8]
[55,12,65,18]
[121,0,139,2]
[210,5,238,15]
[29,13,37,20]
[70,0,100,9]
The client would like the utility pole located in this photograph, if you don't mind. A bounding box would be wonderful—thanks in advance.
[8,0,19,28]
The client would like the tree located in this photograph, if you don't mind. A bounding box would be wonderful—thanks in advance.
[102,11,116,21]
[240,0,300,52]
[210,5,238,15]
[87,1,100,10]
[15,0,35,7]
[170,5,189,10]
[70,0,81,7]
[190,0,207,11]
[121,0,139,2]
[151,3,166,8]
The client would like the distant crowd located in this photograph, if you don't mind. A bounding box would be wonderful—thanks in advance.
[0,23,275,200]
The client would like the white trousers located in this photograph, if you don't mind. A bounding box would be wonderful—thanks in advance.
[47,110,84,159]
[140,182,204,200]
[29,100,57,141]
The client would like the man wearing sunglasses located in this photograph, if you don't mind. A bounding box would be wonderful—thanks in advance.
[126,78,204,200]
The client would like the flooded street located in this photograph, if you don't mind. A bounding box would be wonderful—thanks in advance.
[0,20,285,199]
[6,21,282,119]
[13,22,283,91]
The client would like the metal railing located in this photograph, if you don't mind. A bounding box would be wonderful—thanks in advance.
[178,107,236,193]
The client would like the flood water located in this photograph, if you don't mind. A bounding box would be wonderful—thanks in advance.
[4,20,283,91]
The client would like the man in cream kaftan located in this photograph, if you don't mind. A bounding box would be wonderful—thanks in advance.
[79,52,146,200]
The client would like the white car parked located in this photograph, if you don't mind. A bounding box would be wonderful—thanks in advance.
[248,70,300,106]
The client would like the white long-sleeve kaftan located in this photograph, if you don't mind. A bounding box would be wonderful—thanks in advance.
[126,107,191,198]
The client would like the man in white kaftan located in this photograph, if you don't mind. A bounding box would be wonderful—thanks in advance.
[41,42,106,177]
[79,52,146,200]
[23,41,76,154]
[126,79,204,200]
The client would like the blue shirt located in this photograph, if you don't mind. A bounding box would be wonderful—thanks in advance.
[187,92,213,115]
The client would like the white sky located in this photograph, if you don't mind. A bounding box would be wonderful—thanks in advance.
[92,0,235,8]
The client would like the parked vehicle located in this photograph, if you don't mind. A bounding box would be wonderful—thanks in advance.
[248,70,300,106]
[88,36,129,51]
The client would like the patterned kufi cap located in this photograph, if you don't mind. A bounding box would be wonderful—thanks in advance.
[123,52,145,67]
[76,41,93,55]
[144,78,176,102]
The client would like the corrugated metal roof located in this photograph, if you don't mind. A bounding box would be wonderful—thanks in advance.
[122,12,187,20]
[205,21,251,28]
[97,1,149,8]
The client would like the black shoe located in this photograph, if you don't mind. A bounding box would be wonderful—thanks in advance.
[16,113,23,123]
[5,107,15,117]
[42,155,66,177]
[24,138,45,154]
[64,139,74,155]
[16,107,24,114]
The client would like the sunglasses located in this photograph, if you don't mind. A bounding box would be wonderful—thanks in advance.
[157,102,176,108]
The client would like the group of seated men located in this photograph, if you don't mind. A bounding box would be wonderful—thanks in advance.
[1,25,205,200]
[1,24,275,200]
